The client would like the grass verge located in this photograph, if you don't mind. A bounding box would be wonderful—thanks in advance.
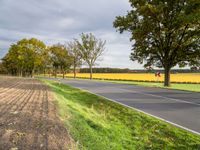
[101,80,200,92]
[42,79,200,150]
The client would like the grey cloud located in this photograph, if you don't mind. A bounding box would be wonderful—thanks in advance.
[0,0,143,69]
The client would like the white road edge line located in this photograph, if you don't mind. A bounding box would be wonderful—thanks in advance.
[84,89,200,136]
[60,83,200,135]
[53,78,200,136]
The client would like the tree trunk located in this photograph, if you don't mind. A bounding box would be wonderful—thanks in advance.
[90,66,93,80]
[63,73,64,79]
[55,68,57,78]
[73,65,76,79]
[164,67,171,87]
[31,69,34,78]
[73,59,76,79]
[48,70,51,78]
[62,70,65,79]
[20,69,23,77]
[44,69,46,77]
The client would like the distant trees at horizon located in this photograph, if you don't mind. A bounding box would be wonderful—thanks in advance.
[79,67,200,74]
[0,33,106,79]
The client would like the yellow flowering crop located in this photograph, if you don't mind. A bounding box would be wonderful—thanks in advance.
[65,73,200,83]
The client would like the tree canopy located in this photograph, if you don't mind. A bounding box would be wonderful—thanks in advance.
[67,41,82,78]
[2,38,46,77]
[49,44,72,78]
[114,0,200,86]
[76,33,106,79]
[1,34,106,79]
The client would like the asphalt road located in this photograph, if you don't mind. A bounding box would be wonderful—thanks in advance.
[50,78,200,135]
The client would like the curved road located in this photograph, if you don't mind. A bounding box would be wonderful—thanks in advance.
[51,78,200,135]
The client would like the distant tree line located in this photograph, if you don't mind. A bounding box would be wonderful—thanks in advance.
[80,68,131,73]
[79,68,200,73]
[0,33,106,79]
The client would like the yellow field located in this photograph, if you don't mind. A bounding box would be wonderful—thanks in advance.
[65,73,200,83]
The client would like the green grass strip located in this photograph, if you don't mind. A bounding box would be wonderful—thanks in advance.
[102,80,200,92]
[42,79,200,150]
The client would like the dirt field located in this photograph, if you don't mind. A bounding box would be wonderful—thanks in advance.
[0,76,75,150]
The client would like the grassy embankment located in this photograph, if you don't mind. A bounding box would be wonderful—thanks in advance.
[43,79,200,150]
[101,80,200,92]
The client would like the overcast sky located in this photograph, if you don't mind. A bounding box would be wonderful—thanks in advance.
[0,0,144,69]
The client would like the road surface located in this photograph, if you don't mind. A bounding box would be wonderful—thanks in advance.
[53,78,200,135]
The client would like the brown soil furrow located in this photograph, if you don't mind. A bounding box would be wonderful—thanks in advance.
[0,88,29,115]
[0,77,74,150]
[0,90,33,134]
[0,81,27,104]
[40,86,49,150]
[26,80,42,114]
[0,81,20,95]
[15,81,35,112]
[0,87,24,103]
[31,83,44,149]
[0,79,27,100]
[42,86,49,150]
[0,79,23,94]
[0,82,32,148]
[14,80,39,149]
[0,77,16,86]
[31,82,50,150]
[0,79,36,134]
[0,85,31,115]
[30,83,43,116]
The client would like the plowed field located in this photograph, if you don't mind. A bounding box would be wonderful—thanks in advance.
[0,76,74,150]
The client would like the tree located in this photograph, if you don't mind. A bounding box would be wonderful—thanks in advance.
[2,45,20,76]
[18,38,46,77]
[39,48,51,76]
[49,44,72,78]
[76,33,106,79]
[2,38,46,77]
[67,41,82,78]
[113,0,200,86]
[0,62,7,74]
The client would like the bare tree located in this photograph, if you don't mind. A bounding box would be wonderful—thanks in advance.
[67,40,82,78]
[76,33,106,79]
